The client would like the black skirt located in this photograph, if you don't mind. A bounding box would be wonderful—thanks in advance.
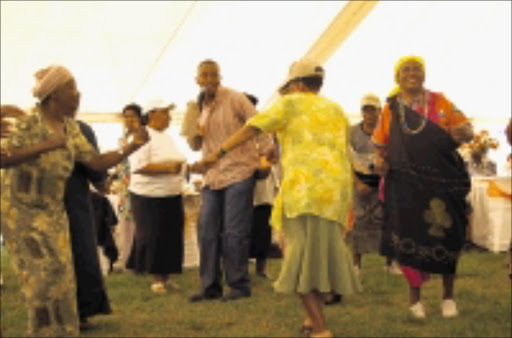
[249,204,272,259]
[127,192,184,274]
[64,121,112,320]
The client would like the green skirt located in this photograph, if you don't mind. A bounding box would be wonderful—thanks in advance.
[273,215,363,295]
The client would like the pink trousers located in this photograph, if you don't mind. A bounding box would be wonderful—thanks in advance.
[400,265,430,287]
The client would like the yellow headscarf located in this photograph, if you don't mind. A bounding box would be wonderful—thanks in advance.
[389,55,426,97]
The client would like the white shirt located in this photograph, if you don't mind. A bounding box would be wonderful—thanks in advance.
[128,128,186,197]
[253,165,280,206]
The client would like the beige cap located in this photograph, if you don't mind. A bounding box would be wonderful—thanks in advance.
[279,59,324,92]
[360,93,381,109]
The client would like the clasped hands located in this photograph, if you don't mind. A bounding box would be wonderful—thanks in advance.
[190,145,278,175]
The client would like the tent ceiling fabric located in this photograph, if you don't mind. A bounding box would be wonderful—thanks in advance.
[322,1,511,123]
[1,1,346,115]
[1,1,511,126]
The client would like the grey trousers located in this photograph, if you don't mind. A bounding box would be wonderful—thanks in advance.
[198,174,256,296]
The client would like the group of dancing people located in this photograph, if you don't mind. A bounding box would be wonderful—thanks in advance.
[2,54,507,338]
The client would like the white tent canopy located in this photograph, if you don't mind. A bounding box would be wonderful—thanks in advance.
[1,1,346,113]
[322,1,511,123]
[2,1,511,162]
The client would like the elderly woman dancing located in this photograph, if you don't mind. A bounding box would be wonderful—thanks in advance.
[373,56,473,319]
[0,65,148,337]
[195,59,361,338]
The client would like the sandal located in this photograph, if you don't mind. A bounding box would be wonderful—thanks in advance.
[310,330,333,338]
[301,317,313,333]
[150,282,167,294]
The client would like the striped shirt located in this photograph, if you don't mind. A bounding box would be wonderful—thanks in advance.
[200,87,265,190]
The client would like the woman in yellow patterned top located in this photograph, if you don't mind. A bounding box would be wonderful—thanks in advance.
[197,60,361,338]
[0,65,148,337]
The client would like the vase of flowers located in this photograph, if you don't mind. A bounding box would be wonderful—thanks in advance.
[467,130,499,175]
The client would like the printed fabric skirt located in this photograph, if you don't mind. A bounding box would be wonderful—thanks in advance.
[273,215,363,295]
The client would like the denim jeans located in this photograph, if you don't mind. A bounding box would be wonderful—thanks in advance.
[198,174,256,296]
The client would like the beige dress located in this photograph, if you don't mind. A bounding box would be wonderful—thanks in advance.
[1,111,97,337]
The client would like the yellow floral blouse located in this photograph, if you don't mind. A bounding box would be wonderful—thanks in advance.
[247,92,353,234]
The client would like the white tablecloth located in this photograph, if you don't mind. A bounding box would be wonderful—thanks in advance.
[469,176,511,252]
[183,193,200,268]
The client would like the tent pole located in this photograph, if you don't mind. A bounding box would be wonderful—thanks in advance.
[263,0,378,108]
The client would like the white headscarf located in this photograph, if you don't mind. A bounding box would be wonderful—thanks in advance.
[32,65,74,101]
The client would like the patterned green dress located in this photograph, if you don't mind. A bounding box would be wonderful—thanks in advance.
[0,110,97,337]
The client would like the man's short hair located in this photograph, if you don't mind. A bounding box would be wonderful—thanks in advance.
[244,93,258,106]
[198,59,218,68]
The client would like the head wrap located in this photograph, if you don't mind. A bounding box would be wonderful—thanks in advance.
[32,65,74,101]
[389,55,426,97]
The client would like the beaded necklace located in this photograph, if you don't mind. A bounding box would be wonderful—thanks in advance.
[393,92,470,190]
[398,91,429,135]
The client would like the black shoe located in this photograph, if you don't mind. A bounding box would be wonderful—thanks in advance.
[79,318,97,332]
[324,293,343,305]
[221,291,251,302]
[189,292,222,303]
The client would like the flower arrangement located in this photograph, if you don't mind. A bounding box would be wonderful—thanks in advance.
[465,130,499,164]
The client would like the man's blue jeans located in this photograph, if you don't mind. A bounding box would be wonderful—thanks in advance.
[198,174,256,296]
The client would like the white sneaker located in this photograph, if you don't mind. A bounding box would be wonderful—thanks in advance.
[441,299,458,318]
[409,302,426,319]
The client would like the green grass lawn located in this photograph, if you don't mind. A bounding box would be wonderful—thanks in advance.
[1,248,511,337]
